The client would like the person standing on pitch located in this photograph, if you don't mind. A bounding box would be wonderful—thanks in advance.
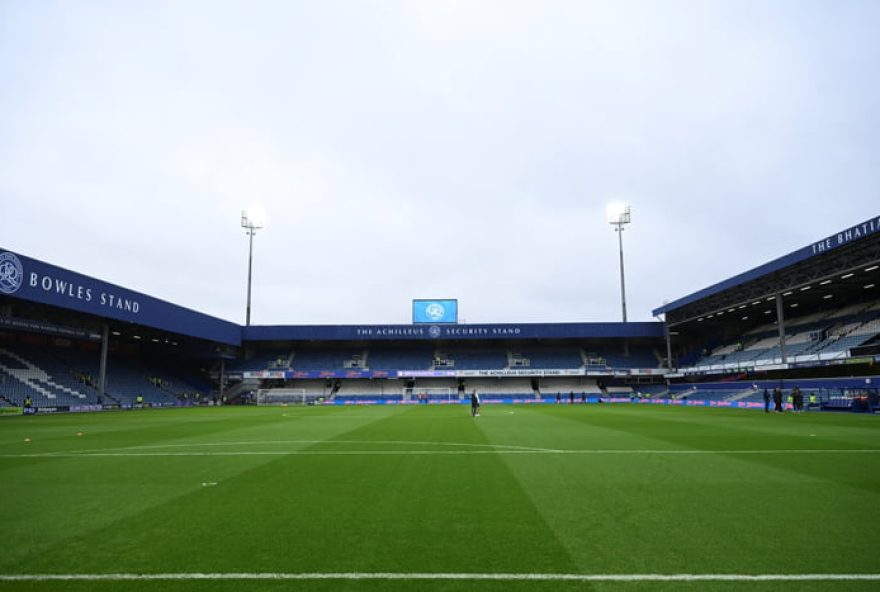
[471,390,481,417]
[762,388,771,413]
[773,387,783,413]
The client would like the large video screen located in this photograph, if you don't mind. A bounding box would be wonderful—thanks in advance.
[412,299,458,324]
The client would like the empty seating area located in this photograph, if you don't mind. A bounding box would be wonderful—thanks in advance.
[443,349,507,370]
[0,343,209,408]
[665,377,878,409]
[335,379,403,398]
[689,299,880,370]
[511,349,583,369]
[631,384,668,397]
[537,378,602,396]
[0,347,90,406]
[463,379,535,396]
[291,349,362,371]
[601,347,659,369]
[227,350,292,373]
[667,384,757,401]
[367,348,433,370]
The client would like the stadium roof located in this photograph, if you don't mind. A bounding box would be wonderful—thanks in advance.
[6,216,879,348]
[0,248,663,347]
[0,249,242,346]
[653,216,880,326]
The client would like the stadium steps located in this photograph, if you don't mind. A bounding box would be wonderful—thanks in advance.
[0,348,88,401]
[225,377,261,401]
[652,347,664,366]
[725,388,760,402]
[42,348,104,402]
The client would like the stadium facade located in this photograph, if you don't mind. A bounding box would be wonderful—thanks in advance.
[1,214,878,411]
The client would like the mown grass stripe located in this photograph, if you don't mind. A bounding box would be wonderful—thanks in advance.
[1,573,879,581]
[2,448,879,458]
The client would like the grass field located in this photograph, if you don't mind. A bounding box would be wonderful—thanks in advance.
[0,404,878,592]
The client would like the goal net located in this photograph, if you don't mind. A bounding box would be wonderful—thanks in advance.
[404,387,458,402]
[256,388,312,406]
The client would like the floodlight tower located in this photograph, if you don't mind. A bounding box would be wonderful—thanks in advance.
[606,203,632,323]
[241,208,266,326]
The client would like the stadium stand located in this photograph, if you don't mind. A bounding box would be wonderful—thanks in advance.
[291,349,364,371]
[462,378,535,397]
[0,342,209,407]
[537,378,602,395]
[227,349,292,373]
[686,299,880,371]
[601,347,659,369]
[366,348,433,371]
[2,216,878,412]
[509,349,582,370]
[442,349,507,370]
[335,379,403,399]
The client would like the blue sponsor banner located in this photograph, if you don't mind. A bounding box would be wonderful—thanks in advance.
[413,299,458,324]
[244,321,664,342]
[285,370,392,379]
[0,249,241,345]
[0,315,101,340]
[323,398,766,408]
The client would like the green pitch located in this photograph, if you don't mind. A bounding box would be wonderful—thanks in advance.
[0,404,878,592]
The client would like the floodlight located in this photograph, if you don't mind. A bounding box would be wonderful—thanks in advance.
[606,203,633,322]
[606,203,631,225]
[241,206,267,230]
[241,207,267,326]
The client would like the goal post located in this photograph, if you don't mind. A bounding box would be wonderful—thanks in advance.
[404,387,457,402]
[256,388,310,406]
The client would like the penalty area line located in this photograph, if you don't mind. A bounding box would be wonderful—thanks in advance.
[1,573,879,582]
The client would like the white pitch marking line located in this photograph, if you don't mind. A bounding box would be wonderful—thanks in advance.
[0,573,878,582]
[62,439,560,455]
[1,448,879,458]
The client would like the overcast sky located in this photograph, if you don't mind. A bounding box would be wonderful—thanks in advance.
[1,0,877,326]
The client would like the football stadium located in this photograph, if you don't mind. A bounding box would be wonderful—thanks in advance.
[1,216,879,592]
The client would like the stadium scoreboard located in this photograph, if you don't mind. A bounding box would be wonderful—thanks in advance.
[412,299,458,324]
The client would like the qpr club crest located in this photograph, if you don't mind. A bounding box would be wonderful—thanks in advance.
[0,252,23,295]
[428,325,442,338]
[425,302,446,321]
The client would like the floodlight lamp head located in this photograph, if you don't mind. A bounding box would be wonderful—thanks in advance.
[241,207,267,230]
[606,203,631,226]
